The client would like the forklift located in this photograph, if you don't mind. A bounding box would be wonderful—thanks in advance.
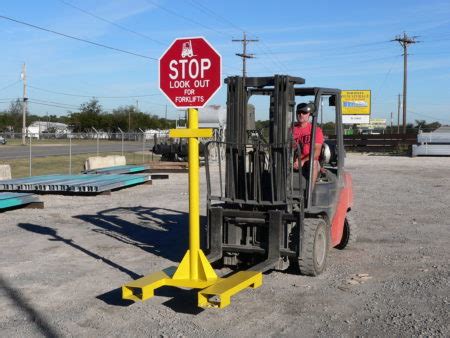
[204,75,355,276]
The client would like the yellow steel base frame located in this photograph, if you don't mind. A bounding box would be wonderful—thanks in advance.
[122,250,262,308]
[198,271,262,308]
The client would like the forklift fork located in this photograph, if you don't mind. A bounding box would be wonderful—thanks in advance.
[207,208,287,273]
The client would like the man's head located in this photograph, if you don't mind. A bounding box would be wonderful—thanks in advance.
[296,102,315,123]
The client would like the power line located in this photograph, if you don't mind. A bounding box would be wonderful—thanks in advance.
[0,80,21,91]
[28,85,161,98]
[408,109,450,124]
[253,42,289,73]
[187,0,392,74]
[185,1,287,73]
[28,100,79,110]
[373,56,402,101]
[0,14,157,60]
[260,44,393,59]
[252,54,401,75]
[144,0,232,38]
[29,98,79,108]
[187,0,245,32]
[0,97,20,101]
[56,0,165,45]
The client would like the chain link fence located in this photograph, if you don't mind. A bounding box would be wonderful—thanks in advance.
[0,131,169,178]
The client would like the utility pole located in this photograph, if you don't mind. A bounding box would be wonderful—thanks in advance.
[390,112,393,134]
[165,104,168,128]
[21,63,28,146]
[397,94,401,134]
[392,32,418,134]
[128,110,131,132]
[232,32,258,81]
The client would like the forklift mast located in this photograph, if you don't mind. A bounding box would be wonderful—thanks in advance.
[207,75,306,207]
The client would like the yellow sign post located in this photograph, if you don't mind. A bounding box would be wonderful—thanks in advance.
[121,108,262,308]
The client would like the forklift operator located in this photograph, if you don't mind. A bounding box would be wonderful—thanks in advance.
[293,103,324,186]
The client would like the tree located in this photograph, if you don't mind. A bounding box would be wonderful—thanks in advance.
[0,99,29,131]
[69,98,104,132]
[112,105,138,132]
[414,119,426,130]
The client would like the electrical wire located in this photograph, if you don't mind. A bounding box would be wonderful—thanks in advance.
[27,100,121,112]
[0,15,157,60]
[181,1,287,74]
[187,0,245,32]
[27,101,79,110]
[144,0,232,39]
[185,1,393,74]
[373,56,402,100]
[56,0,166,45]
[29,98,80,109]
[255,54,401,76]
[0,80,21,91]
[28,85,161,98]
[408,110,450,123]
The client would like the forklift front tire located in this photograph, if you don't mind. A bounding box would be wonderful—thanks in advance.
[298,218,329,276]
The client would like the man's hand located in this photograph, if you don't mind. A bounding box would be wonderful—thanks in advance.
[293,159,299,170]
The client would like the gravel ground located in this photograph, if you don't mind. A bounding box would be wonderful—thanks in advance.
[0,153,449,337]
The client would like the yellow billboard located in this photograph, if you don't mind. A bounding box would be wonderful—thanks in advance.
[341,90,371,115]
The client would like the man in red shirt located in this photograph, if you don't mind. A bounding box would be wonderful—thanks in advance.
[293,103,324,187]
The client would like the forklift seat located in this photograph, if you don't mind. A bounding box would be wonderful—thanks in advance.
[320,140,338,167]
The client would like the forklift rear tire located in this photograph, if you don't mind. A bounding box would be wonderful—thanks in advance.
[298,218,329,276]
[335,214,357,250]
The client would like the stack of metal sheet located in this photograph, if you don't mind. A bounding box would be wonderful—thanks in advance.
[0,192,41,210]
[413,129,450,157]
[417,132,450,144]
[0,174,151,194]
[82,164,150,175]
[412,144,450,156]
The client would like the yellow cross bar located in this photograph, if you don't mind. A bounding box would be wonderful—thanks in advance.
[169,128,213,139]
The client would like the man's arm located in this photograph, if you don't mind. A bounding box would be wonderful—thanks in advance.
[299,143,321,166]
[314,142,322,160]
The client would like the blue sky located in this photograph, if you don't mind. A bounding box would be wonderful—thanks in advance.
[0,0,449,124]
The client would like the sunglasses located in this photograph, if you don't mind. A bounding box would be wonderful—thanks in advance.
[297,110,310,115]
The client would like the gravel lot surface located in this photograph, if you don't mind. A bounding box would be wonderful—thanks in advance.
[0,154,449,337]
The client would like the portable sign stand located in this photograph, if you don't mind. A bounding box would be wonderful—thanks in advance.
[121,37,262,308]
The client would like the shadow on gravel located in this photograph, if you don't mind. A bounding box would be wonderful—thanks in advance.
[96,286,204,314]
[74,206,207,263]
[74,207,210,313]
[0,274,60,338]
[17,223,141,280]
[156,287,205,315]
[96,288,134,307]
[18,223,143,308]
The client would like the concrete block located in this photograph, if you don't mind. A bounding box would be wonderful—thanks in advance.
[0,165,12,180]
[84,155,126,170]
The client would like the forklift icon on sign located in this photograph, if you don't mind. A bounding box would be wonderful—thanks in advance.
[181,40,195,58]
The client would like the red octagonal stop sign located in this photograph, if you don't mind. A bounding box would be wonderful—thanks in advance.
[159,37,222,108]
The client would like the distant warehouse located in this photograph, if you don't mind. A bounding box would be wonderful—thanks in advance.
[27,121,70,139]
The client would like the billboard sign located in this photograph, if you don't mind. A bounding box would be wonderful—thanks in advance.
[341,90,371,124]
